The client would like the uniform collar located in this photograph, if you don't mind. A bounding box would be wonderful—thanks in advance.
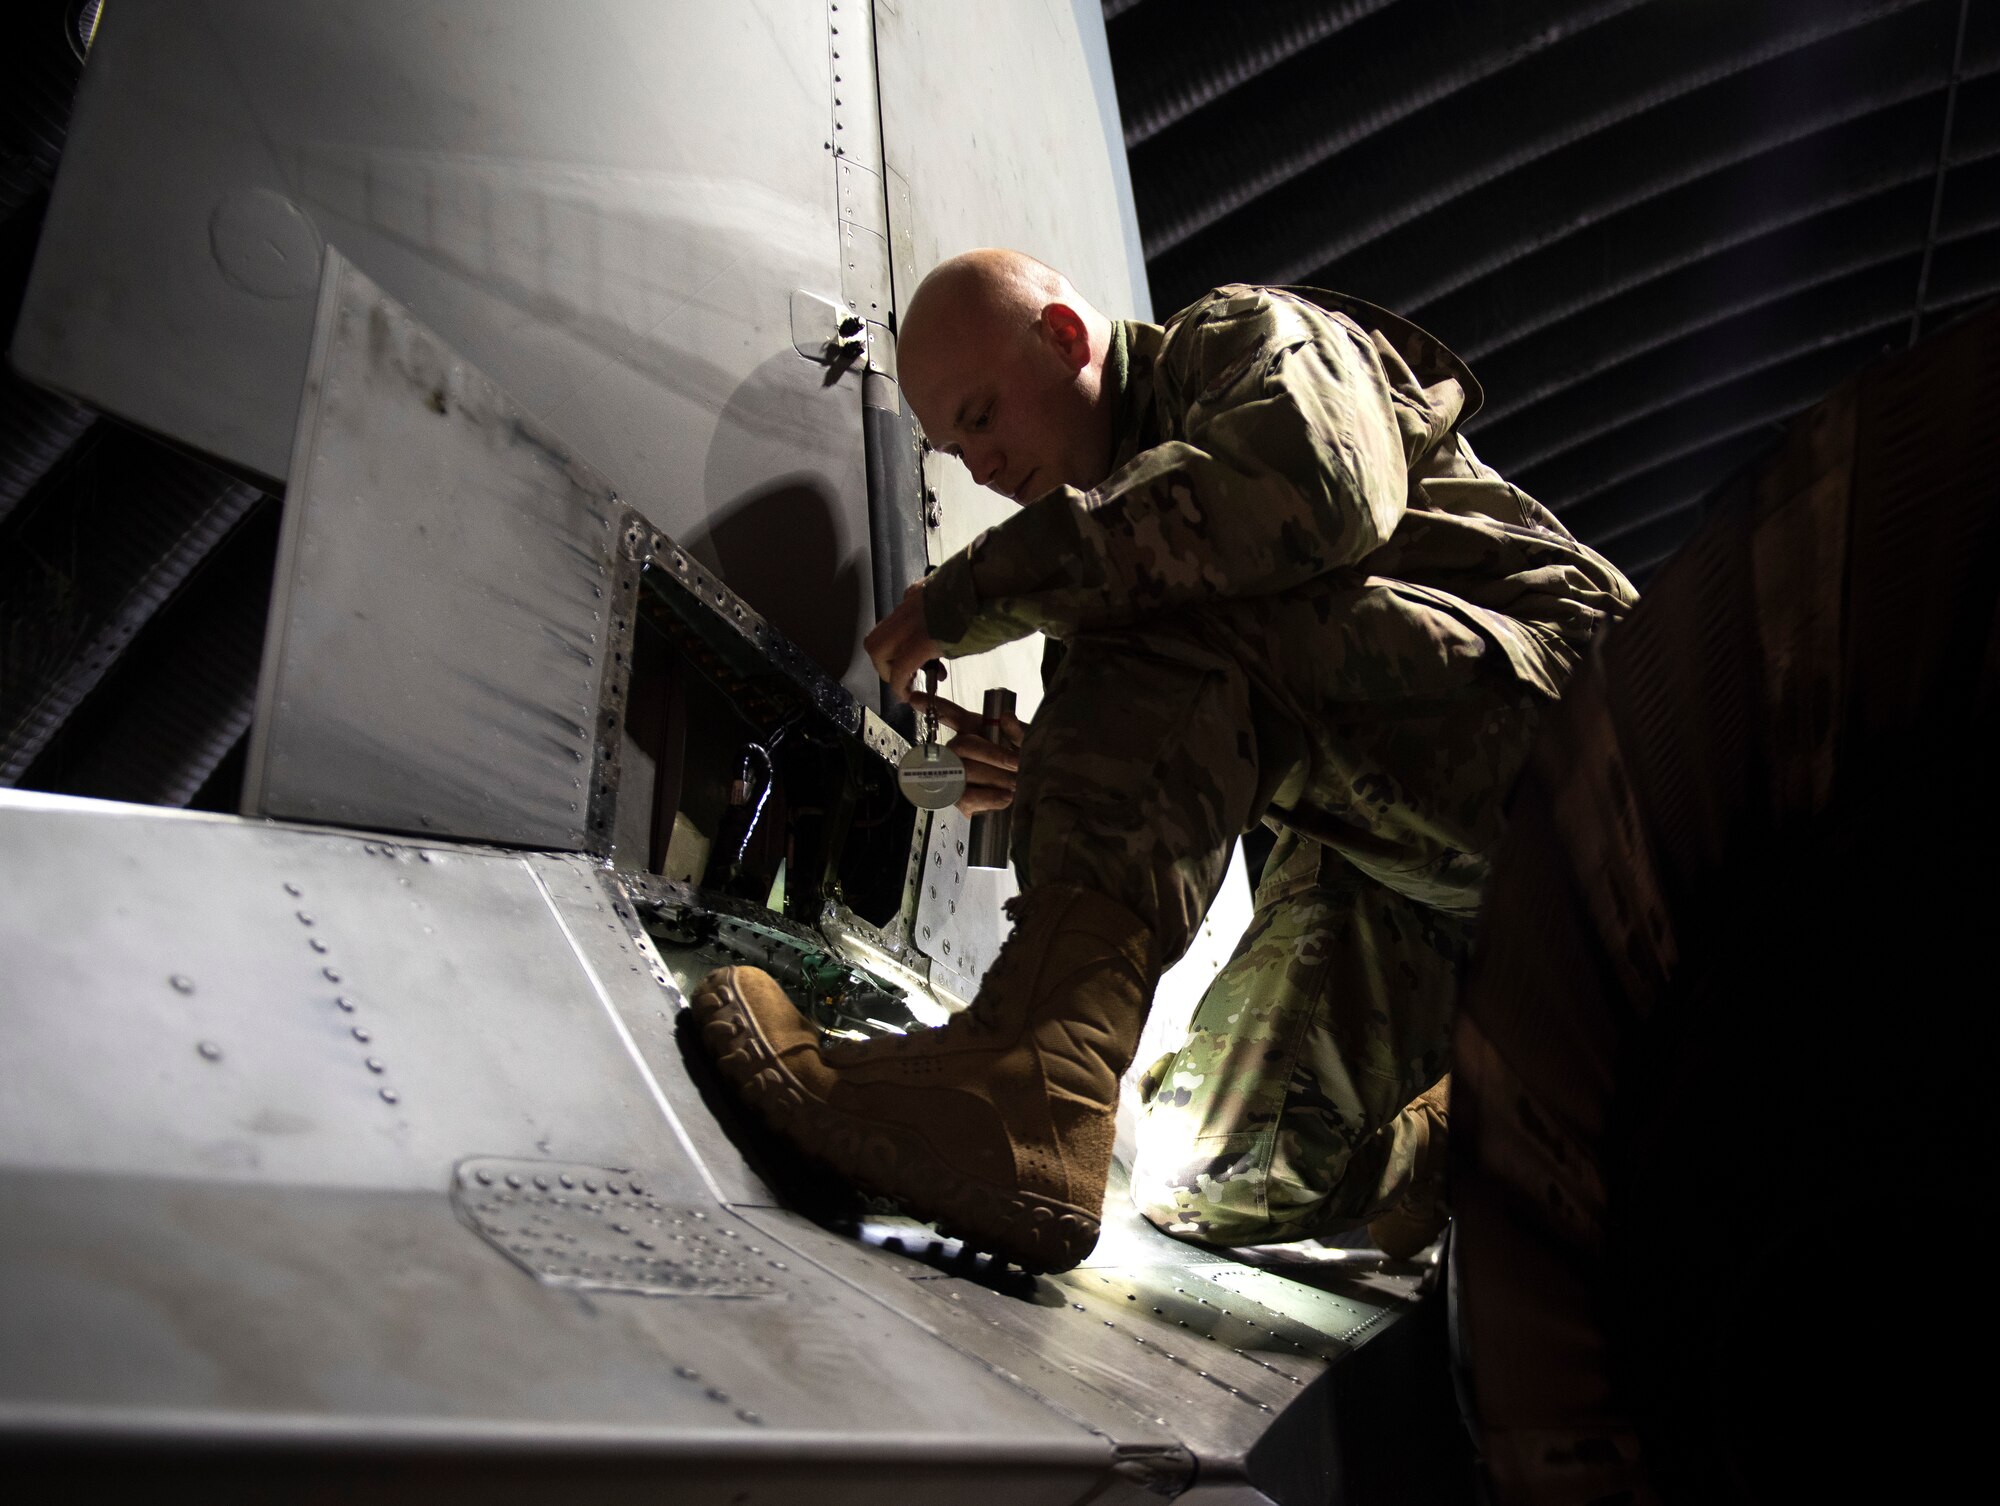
[1106,318,1164,474]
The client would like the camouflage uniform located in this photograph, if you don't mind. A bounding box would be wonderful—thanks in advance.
[922,286,1636,1245]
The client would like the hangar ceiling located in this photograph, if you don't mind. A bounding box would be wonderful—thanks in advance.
[1103,0,1995,584]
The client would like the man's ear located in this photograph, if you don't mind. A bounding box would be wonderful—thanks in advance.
[1039,302,1091,370]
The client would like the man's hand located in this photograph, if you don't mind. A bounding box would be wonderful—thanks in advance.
[911,690,1027,816]
[865,581,942,703]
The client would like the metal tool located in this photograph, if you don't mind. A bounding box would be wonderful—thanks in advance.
[966,688,1016,869]
[896,660,966,810]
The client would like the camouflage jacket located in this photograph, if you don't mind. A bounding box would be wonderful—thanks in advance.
[921,284,1636,698]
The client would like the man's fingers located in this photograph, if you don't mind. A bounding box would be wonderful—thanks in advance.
[861,604,905,674]
[864,586,942,700]
[955,785,1015,816]
[908,690,980,733]
[946,732,1021,775]
[959,763,1017,796]
[883,643,938,703]
[910,691,1028,755]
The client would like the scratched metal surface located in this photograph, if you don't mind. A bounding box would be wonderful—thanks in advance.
[241,252,627,850]
[0,789,1428,1500]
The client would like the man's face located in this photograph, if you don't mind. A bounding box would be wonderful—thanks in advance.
[902,304,1108,504]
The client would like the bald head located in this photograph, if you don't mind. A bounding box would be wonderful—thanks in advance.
[903,249,1073,350]
[899,249,1117,504]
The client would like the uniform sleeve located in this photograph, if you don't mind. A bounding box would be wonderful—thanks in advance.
[922,294,1415,656]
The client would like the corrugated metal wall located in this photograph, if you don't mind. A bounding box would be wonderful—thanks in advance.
[1103,0,1995,583]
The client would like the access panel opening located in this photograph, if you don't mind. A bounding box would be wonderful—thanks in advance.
[610,531,917,935]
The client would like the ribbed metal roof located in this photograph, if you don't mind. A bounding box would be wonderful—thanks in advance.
[1105,0,1994,582]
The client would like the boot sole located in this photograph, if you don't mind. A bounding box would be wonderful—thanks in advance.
[688,977,1100,1274]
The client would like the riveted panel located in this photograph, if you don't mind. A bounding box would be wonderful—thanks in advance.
[455,1159,782,1297]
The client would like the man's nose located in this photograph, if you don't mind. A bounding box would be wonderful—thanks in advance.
[967,445,1005,490]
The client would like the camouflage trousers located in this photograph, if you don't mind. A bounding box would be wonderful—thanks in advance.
[1009,576,1572,1245]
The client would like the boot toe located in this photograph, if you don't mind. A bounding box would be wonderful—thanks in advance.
[692,966,816,1045]
[690,966,827,1095]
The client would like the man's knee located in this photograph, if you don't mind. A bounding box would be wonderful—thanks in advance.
[1014,633,1259,959]
[1129,1131,1288,1247]
[1130,1114,1392,1247]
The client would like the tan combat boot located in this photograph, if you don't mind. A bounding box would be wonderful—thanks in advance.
[1367,1074,1452,1259]
[690,884,1157,1273]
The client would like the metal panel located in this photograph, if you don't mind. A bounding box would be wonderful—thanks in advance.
[531,854,780,1211]
[872,1,1151,324]
[912,806,1011,999]
[735,1181,1434,1495]
[12,0,881,702]
[829,6,893,325]
[0,792,1122,1495]
[454,1160,784,1297]
[243,252,620,847]
[0,1174,1110,1501]
[0,796,706,1198]
[0,790,1434,1499]
[733,1207,1197,1494]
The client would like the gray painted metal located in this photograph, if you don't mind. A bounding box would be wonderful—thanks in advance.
[0,786,1427,1498]
[12,0,882,702]
[831,5,894,327]
[732,1183,1432,1497]
[454,1160,782,1298]
[243,251,623,850]
[862,369,930,727]
[532,854,777,1211]
[872,2,1151,327]
[0,798,704,1199]
[0,792,1121,1496]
